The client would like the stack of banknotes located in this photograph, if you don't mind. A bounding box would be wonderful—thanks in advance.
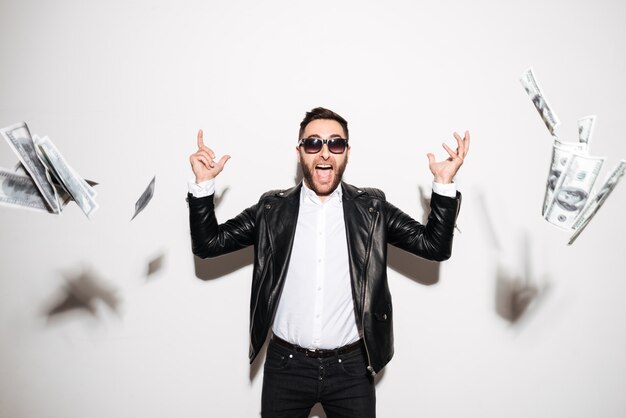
[0,122,98,217]
[520,68,625,244]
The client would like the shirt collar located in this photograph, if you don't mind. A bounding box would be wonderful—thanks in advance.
[301,182,343,206]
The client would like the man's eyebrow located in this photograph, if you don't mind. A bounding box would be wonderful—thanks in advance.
[303,133,345,138]
[306,134,343,138]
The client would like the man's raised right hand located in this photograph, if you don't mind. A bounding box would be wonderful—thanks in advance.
[189,129,231,183]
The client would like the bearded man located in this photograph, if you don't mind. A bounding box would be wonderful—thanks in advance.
[187,107,469,418]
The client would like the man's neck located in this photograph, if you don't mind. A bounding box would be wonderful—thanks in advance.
[301,181,342,203]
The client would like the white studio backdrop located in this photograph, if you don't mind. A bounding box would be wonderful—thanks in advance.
[1,0,626,417]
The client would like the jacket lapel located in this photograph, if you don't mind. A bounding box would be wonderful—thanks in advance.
[342,181,371,251]
[263,184,301,279]
[341,182,376,318]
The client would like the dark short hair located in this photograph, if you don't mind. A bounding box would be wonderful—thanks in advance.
[299,107,349,140]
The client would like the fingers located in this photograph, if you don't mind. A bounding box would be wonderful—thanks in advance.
[197,129,204,149]
[452,130,470,159]
[190,156,209,172]
[426,153,436,166]
[190,150,231,171]
[216,155,231,170]
[429,130,471,163]
[196,128,216,159]
[191,129,230,182]
[442,142,457,160]
[190,153,212,169]
[439,131,468,164]
[193,149,215,168]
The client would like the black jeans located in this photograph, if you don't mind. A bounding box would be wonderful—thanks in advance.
[261,339,376,418]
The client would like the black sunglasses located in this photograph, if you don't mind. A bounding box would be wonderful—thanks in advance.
[298,137,349,154]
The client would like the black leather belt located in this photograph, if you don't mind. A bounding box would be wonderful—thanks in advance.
[271,334,363,358]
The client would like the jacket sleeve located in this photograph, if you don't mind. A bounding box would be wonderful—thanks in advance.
[385,191,461,262]
[187,193,256,259]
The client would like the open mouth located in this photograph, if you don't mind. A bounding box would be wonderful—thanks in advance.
[315,164,333,182]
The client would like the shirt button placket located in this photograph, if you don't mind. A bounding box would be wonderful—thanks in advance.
[313,205,325,348]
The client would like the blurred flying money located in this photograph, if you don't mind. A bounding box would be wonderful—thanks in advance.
[47,269,121,318]
[542,140,587,216]
[146,252,166,277]
[0,168,51,212]
[568,160,626,245]
[577,115,596,146]
[544,154,605,230]
[0,121,98,217]
[131,176,155,220]
[34,134,99,217]
[520,68,624,244]
[1,122,61,213]
[520,68,561,136]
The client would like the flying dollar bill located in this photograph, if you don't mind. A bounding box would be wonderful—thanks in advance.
[14,162,27,175]
[14,161,98,203]
[545,153,605,229]
[0,167,99,212]
[568,160,626,245]
[1,122,60,213]
[131,176,155,220]
[33,135,98,218]
[0,168,50,212]
[542,140,587,215]
[520,68,561,136]
[577,115,596,148]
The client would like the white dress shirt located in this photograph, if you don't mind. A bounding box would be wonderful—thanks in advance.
[188,178,457,349]
[272,183,359,349]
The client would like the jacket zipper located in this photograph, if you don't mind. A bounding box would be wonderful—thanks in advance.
[249,253,271,357]
[249,197,295,359]
[361,207,379,377]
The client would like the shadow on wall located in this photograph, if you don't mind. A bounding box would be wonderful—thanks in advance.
[388,245,441,286]
[384,184,442,286]
[146,251,166,278]
[492,227,551,326]
[42,250,169,327]
[494,258,552,326]
[309,404,327,418]
[193,247,254,281]
[474,190,553,325]
[495,265,551,324]
[192,184,255,280]
[44,266,121,323]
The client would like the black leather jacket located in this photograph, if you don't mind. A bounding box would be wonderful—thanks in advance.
[188,182,461,375]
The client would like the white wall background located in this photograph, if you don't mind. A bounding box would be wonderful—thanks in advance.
[1,0,626,417]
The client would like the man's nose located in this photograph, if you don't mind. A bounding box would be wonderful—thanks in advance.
[320,144,331,159]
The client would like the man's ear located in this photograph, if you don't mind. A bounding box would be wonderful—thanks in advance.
[296,146,301,163]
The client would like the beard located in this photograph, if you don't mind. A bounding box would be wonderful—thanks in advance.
[300,157,348,198]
